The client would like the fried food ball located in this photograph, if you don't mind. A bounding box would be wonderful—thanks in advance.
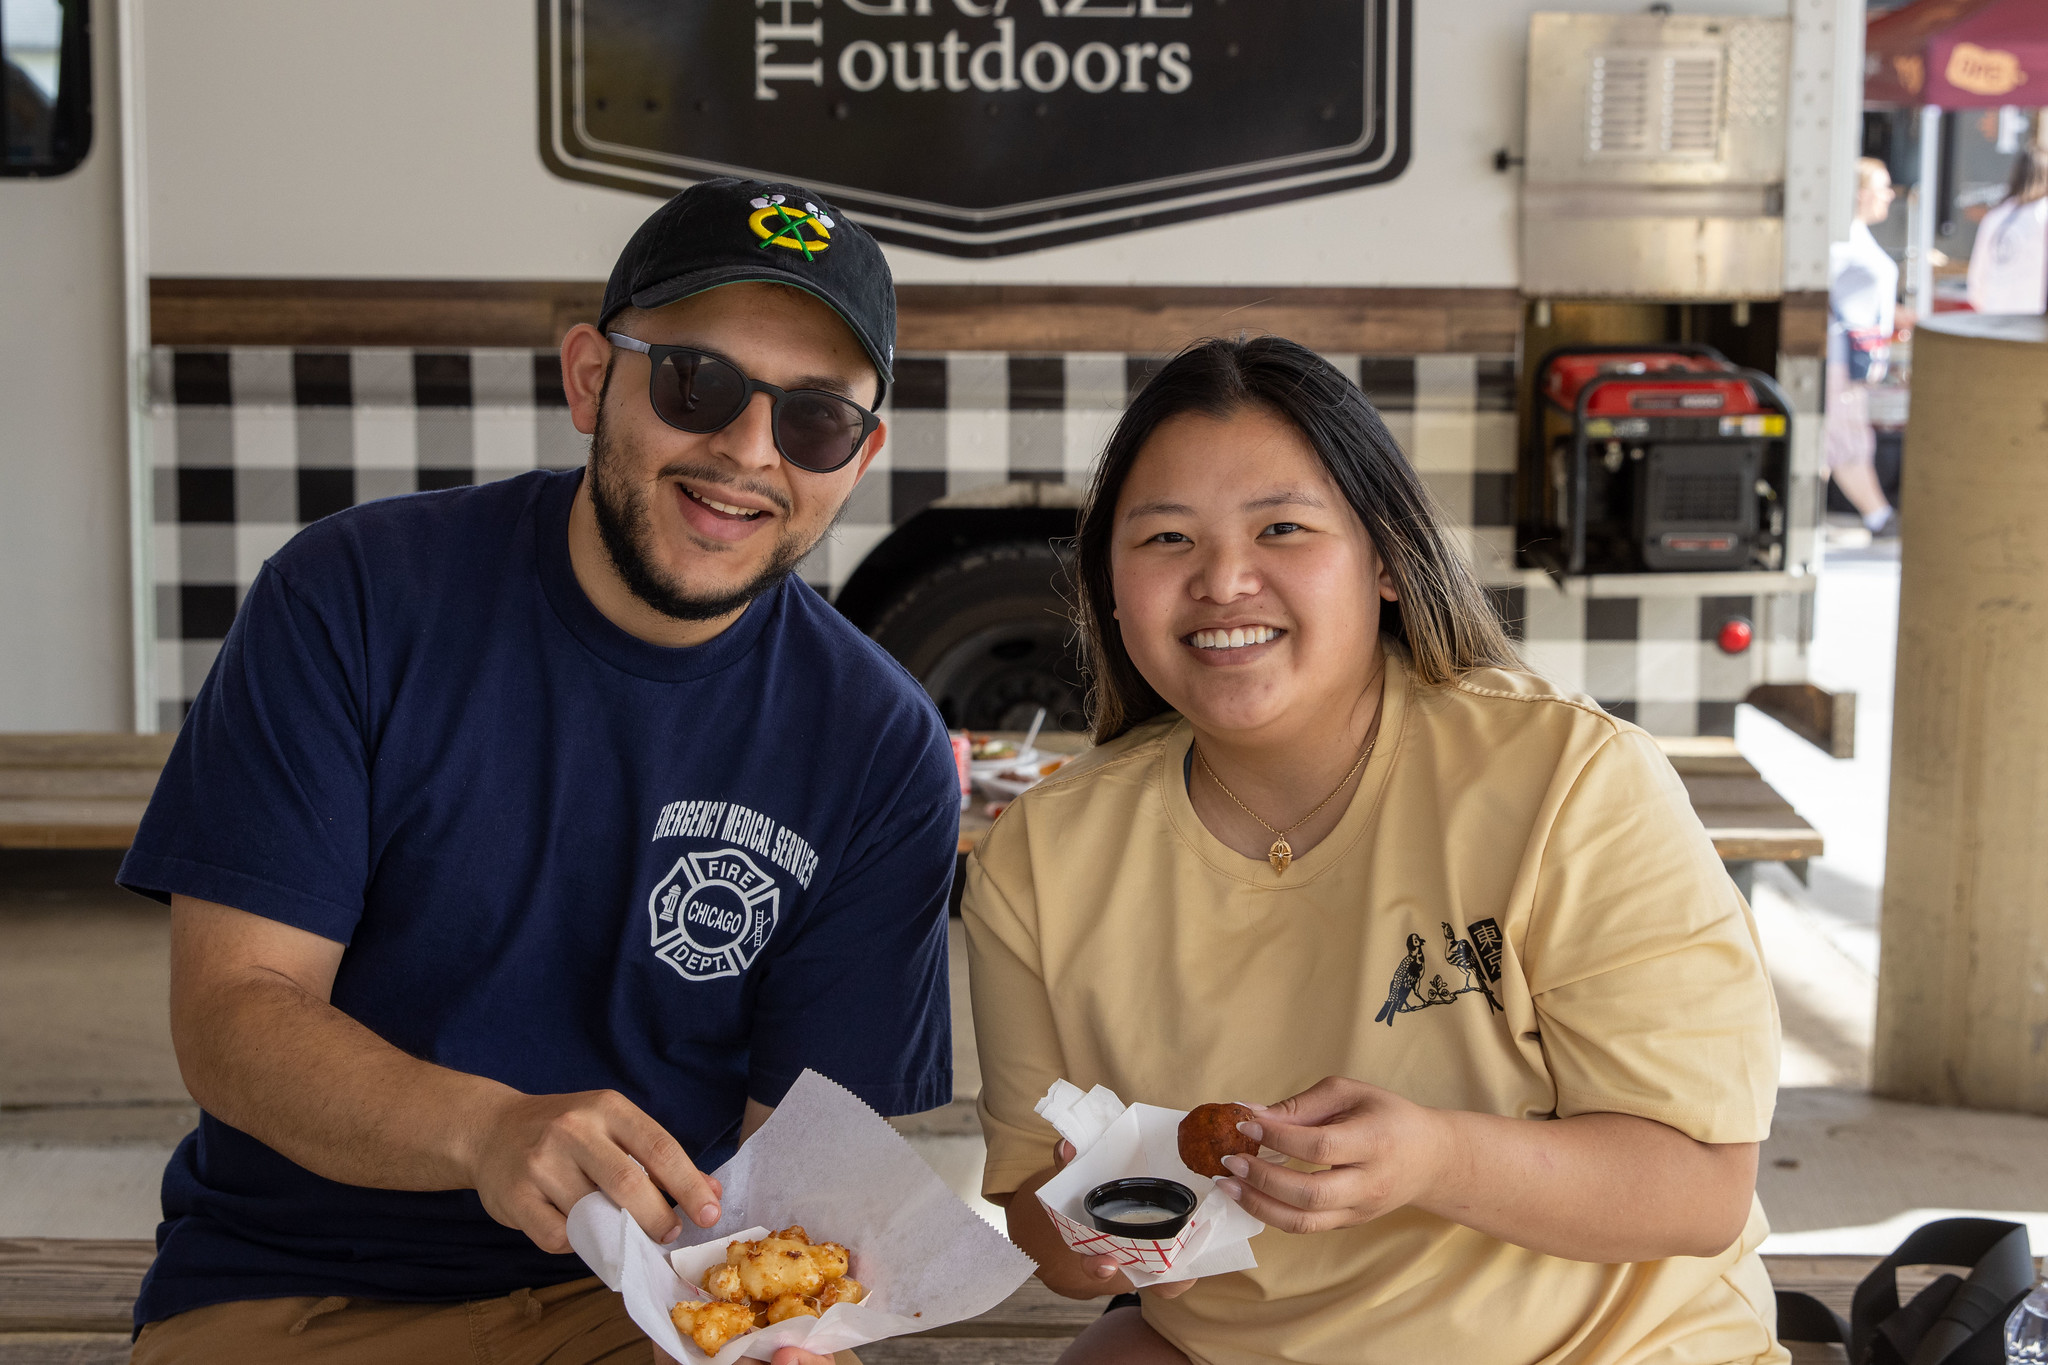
[737,1236,826,1301]
[805,1241,850,1280]
[701,1263,746,1304]
[765,1294,821,1324]
[772,1225,811,1244]
[670,1300,757,1354]
[1177,1101,1260,1178]
[816,1276,866,1309]
[725,1238,755,1267]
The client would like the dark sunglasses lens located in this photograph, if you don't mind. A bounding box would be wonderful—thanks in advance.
[650,352,747,433]
[775,392,867,471]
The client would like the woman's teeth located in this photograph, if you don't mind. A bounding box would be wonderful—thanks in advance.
[686,487,763,519]
[1191,626,1280,650]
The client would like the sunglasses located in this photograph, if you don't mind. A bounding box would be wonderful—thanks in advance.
[606,333,880,474]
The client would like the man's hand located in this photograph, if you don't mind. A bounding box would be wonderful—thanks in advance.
[1001,1141,1197,1301]
[659,1347,848,1365]
[1213,1077,1447,1234]
[168,896,729,1259]
[464,1088,724,1254]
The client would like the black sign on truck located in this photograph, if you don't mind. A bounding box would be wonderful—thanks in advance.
[539,0,1411,257]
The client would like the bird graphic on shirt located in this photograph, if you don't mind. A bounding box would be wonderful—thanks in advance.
[1443,922,1503,1013]
[1375,933,1427,1025]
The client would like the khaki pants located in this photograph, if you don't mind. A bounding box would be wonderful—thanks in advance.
[130,1278,865,1365]
[131,1277,653,1365]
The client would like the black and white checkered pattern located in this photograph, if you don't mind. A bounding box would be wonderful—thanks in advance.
[146,345,1813,735]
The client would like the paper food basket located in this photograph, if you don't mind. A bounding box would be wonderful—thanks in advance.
[568,1070,1033,1363]
[1032,1079,1263,1287]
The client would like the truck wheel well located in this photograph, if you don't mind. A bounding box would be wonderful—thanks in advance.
[832,505,1080,632]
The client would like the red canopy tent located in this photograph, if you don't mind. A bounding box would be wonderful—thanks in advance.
[1866,0,2048,108]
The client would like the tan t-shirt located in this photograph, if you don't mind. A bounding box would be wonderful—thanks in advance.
[964,652,1785,1365]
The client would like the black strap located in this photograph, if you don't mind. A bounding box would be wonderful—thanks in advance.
[1868,1273,1964,1365]
[1848,1218,2034,1365]
[1775,1289,1848,1344]
[1772,1218,2033,1365]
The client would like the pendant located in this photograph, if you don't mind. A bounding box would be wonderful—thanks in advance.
[1268,837,1292,873]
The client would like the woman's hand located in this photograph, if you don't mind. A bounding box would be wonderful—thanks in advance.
[1002,1141,1198,1301]
[1216,1077,1449,1234]
[1220,1076,1758,1262]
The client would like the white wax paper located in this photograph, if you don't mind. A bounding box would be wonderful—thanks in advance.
[568,1070,1034,1363]
[1034,1079,1264,1287]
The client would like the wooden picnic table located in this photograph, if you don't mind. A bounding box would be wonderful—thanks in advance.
[1,728,1819,873]
[0,1237,1977,1364]
[957,732,1822,870]
[0,734,175,850]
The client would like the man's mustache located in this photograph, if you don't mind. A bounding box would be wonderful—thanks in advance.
[656,462,793,517]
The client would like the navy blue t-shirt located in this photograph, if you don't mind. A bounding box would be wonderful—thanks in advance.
[119,469,956,1327]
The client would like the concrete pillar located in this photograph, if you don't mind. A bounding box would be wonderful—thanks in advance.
[1873,314,2048,1115]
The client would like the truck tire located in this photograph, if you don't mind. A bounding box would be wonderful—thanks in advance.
[867,541,1088,733]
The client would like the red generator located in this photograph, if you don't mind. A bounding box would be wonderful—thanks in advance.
[1520,344,1793,576]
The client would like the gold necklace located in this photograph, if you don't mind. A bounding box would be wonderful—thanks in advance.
[1194,733,1376,874]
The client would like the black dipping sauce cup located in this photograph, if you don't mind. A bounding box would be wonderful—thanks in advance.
[1084,1177,1197,1239]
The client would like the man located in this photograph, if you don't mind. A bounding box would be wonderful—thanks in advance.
[120,179,959,1364]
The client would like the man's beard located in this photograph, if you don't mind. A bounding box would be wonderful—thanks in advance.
[586,397,821,624]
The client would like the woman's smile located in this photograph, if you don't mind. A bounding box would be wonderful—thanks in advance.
[1183,624,1286,662]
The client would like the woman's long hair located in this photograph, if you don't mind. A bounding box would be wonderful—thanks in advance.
[2003,143,2048,208]
[1073,335,1523,744]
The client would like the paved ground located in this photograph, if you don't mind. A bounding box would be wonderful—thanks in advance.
[5,523,2047,1253]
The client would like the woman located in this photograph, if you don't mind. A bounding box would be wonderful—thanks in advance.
[964,337,1783,1365]
[1826,157,1906,537]
[1966,139,2048,315]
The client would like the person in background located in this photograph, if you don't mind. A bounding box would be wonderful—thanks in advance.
[1966,131,2048,314]
[1826,157,1909,539]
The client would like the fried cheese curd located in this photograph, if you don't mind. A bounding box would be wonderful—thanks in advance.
[668,1225,867,1354]
[669,1301,756,1355]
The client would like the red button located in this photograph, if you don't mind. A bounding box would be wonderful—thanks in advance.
[1717,618,1754,654]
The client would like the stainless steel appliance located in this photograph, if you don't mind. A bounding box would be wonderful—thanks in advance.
[1521,12,1791,299]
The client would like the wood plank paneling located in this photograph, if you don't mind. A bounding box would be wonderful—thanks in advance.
[859,1341,1069,1364]
[1,1241,2011,1361]
[911,1283,1094,1338]
[0,802,152,849]
[0,1240,154,1334]
[893,285,1525,355]
[150,279,604,349]
[149,280,1525,355]
[0,736,174,769]
[0,735,170,850]
[0,1334,132,1365]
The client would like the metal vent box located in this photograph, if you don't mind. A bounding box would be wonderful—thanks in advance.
[1521,12,1790,299]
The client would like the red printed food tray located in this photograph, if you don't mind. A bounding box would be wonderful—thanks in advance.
[1032,1081,1262,1286]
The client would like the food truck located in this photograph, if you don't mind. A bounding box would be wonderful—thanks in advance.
[2,0,1868,744]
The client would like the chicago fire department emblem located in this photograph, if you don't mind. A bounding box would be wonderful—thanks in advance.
[648,848,781,982]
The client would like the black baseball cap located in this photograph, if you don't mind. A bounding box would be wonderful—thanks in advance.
[598,177,896,405]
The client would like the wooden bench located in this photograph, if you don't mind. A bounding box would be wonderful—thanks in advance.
[0,736,175,851]
[958,733,1823,890]
[0,1238,1932,1363]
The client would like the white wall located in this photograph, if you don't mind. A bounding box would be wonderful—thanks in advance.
[142,0,1788,286]
[0,2,133,731]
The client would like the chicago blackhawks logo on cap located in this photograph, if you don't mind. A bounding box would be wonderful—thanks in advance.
[748,195,833,260]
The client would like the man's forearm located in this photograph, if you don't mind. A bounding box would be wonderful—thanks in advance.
[1418,1110,1756,1262]
[174,965,511,1192]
